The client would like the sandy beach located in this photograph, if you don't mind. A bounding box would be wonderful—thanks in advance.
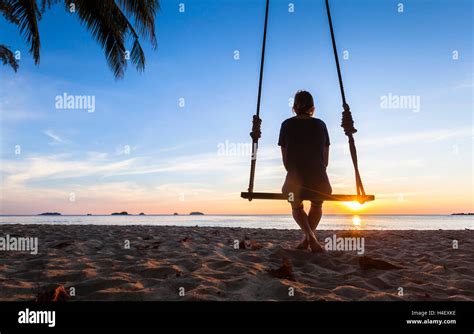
[0,225,472,301]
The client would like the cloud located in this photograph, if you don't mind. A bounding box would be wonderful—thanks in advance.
[0,110,46,121]
[2,125,470,214]
[86,151,109,160]
[451,81,473,92]
[332,127,472,151]
[43,130,68,145]
[0,154,137,190]
[0,143,282,209]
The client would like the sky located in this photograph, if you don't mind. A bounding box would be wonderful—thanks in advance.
[0,0,472,215]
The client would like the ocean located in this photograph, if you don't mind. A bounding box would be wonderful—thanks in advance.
[0,215,472,230]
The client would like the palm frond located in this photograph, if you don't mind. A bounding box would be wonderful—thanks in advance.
[110,3,146,72]
[7,0,41,64]
[39,0,60,12]
[67,0,153,78]
[0,0,19,24]
[66,0,129,78]
[116,0,159,48]
[1,0,159,78]
[129,35,145,72]
[0,44,19,71]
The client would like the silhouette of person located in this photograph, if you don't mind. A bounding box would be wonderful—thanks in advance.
[279,90,332,252]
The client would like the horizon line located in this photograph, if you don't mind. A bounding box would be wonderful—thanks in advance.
[0,213,470,217]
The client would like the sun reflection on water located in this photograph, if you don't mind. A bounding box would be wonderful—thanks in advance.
[352,215,362,230]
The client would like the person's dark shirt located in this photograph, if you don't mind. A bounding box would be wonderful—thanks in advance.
[278,116,331,191]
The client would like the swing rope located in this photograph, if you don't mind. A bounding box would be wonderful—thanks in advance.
[247,0,269,197]
[325,0,366,197]
[246,0,367,200]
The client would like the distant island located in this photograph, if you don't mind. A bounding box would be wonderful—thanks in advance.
[38,212,61,216]
[173,213,179,216]
[452,213,473,216]
[189,212,204,216]
[87,214,92,216]
[139,212,145,216]
[111,211,129,216]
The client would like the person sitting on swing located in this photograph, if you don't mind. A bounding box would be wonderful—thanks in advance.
[278,90,332,252]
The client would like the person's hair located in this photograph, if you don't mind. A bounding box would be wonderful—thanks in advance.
[292,90,314,115]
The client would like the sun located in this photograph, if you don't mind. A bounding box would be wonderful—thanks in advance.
[343,201,365,211]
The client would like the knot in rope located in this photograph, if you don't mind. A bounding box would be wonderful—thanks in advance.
[341,103,357,136]
[250,115,262,142]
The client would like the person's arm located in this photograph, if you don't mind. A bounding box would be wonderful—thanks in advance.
[323,145,329,168]
[322,121,330,168]
[278,122,288,171]
[281,146,288,171]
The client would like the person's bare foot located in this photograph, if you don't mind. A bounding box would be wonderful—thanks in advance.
[308,236,324,253]
[295,238,309,250]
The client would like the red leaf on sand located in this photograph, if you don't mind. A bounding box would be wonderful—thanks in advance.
[359,256,402,270]
[36,285,69,302]
[239,240,263,250]
[249,240,263,250]
[267,258,296,281]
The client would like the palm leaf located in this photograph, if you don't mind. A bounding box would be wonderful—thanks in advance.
[116,0,159,48]
[0,44,19,71]
[65,0,128,78]
[6,0,41,64]
[0,0,19,23]
[39,0,60,12]
[67,0,155,78]
[1,0,159,78]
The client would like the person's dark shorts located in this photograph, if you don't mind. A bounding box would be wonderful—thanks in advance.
[282,176,331,210]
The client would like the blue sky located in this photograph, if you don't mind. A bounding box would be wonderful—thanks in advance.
[0,0,472,214]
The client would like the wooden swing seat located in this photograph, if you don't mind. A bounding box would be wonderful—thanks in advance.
[241,192,375,204]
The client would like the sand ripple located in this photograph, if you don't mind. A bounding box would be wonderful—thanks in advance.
[0,225,472,301]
